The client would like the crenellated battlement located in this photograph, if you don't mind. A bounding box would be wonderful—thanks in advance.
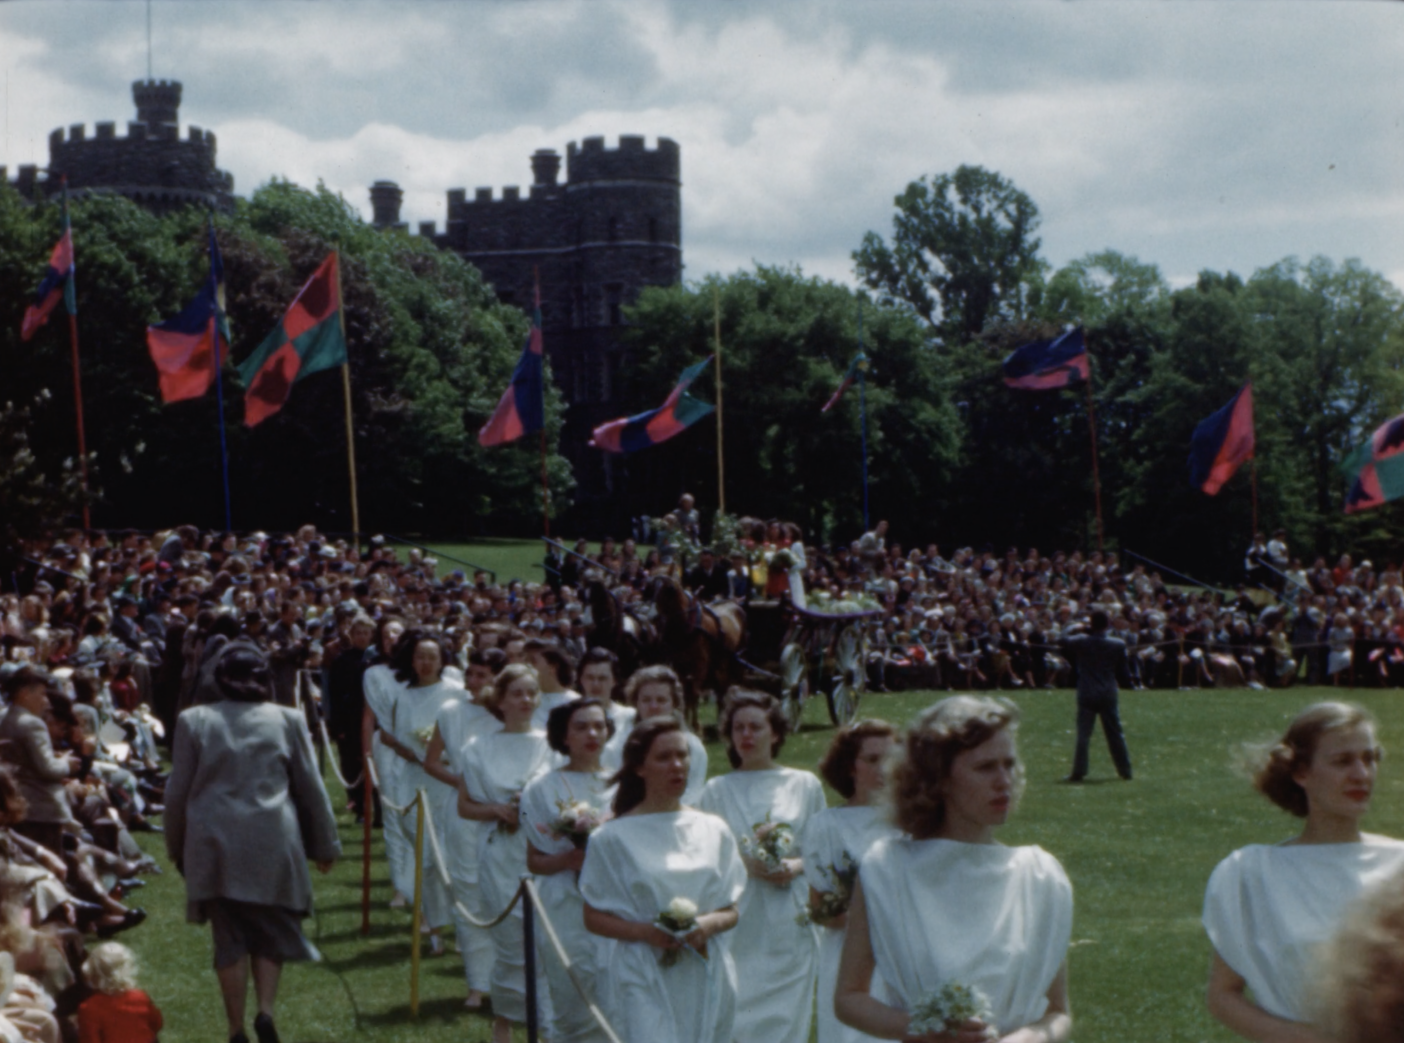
[567,135,679,184]
[48,122,217,147]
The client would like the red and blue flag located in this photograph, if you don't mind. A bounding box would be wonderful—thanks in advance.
[146,222,231,403]
[1341,412,1404,514]
[1188,382,1255,495]
[591,356,714,454]
[479,291,545,447]
[1002,327,1089,390]
[21,202,76,342]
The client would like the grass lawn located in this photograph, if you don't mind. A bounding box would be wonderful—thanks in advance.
[406,540,590,586]
[125,685,1404,1042]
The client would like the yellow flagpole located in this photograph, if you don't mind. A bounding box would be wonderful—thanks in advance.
[713,289,725,515]
[336,251,361,541]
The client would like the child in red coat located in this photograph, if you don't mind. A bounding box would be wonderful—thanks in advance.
[77,943,162,1043]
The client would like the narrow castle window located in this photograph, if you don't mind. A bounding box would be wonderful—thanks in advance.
[648,217,658,243]
[608,217,619,242]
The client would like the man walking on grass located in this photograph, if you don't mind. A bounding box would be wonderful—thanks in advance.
[1063,608,1133,782]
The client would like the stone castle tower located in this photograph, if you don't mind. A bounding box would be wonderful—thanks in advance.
[2,80,233,214]
[372,135,683,528]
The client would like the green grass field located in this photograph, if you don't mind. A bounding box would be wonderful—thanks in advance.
[124,686,1404,1042]
[416,540,583,585]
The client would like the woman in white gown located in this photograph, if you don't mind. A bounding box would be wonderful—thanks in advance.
[802,720,898,1043]
[423,648,503,1007]
[836,696,1072,1043]
[358,618,409,905]
[699,692,826,1043]
[454,663,560,1043]
[580,717,745,1043]
[1203,702,1404,1042]
[576,648,636,772]
[525,641,579,730]
[624,665,709,804]
[521,698,617,1043]
[387,629,462,957]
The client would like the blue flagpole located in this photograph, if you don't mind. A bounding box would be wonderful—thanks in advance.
[208,216,232,532]
[858,301,869,532]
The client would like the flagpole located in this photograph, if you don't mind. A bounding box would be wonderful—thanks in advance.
[536,268,549,539]
[858,301,869,532]
[1084,339,1105,553]
[208,216,233,532]
[335,251,361,542]
[61,179,91,530]
[1250,457,1259,537]
[713,288,725,515]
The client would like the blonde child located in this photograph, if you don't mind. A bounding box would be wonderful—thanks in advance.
[76,944,162,1043]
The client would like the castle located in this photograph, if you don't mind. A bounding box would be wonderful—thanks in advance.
[370,135,682,527]
[5,79,680,530]
[2,80,234,214]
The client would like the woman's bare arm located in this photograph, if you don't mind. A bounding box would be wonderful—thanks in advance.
[1206,950,1332,1043]
[423,725,461,788]
[997,963,1071,1043]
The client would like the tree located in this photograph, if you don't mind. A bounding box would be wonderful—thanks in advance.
[620,266,960,543]
[854,165,1045,343]
[0,389,88,579]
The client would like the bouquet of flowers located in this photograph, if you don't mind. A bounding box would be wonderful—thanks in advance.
[654,896,699,967]
[547,799,609,849]
[795,855,857,926]
[492,792,522,837]
[739,814,796,873]
[907,982,996,1037]
[412,725,437,751]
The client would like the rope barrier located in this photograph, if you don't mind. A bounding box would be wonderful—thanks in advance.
[316,715,364,790]
[523,877,626,1043]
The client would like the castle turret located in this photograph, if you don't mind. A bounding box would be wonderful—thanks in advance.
[531,149,561,187]
[369,180,405,229]
[132,80,182,127]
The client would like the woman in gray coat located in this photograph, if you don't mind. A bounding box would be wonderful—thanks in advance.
[165,646,341,1043]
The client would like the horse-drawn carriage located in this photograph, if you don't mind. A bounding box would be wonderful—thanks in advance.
[743,597,882,730]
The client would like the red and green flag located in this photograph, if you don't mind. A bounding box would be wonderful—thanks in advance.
[236,252,346,427]
[822,351,869,413]
[590,356,714,453]
[146,221,230,403]
[21,186,76,341]
[1341,413,1404,514]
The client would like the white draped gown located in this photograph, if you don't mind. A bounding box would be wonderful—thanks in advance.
[435,694,501,991]
[578,809,747,1043]
[1203,835,1404,1023]
[699,768,827,1043]
[391,679,463,930]
[599,704,637,774]
[858,838,1073,1038]
[520,768,616,1043]
[801,805,898,1043]
[455,729,561,1023]
[363,663,413,899]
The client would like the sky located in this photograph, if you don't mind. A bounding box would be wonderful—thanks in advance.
[2,0,1402,292]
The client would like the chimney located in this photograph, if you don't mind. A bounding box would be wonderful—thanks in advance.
[369,181,404,228]
[531,149,561,187]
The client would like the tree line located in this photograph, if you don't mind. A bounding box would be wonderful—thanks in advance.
[3,168,1403,580]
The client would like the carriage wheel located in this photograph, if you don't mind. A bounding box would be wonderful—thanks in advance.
[826,624,868,725]
[780,642,808,732]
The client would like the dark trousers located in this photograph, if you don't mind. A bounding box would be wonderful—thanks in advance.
[1072,694,1132,779]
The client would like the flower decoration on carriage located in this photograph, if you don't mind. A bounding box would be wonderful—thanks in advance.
[654,896,700,967]
[796,853,858,926]
[739,813,796,872]
[545,799,609,849]
[908,982,996,1038]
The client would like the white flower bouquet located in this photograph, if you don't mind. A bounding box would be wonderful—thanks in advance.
[739,813,796,873]
[654,896,699,967]
[907,982,995,1038]
[547,799,609,849]
[795,855,857,926]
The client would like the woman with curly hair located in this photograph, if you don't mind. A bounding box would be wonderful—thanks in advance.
[699,692,825,1043]
[1203,702,1404,1042]
[623,665,708,804]
[802,720,898,1043]
[836,696,1072,1043]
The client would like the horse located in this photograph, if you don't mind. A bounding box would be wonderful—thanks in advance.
[583,577,655,681]
[645,575,747,732]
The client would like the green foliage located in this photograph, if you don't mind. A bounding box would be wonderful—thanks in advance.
[854,164,1045,342]
[0,180,571,535]
[620,266,960,542]
[0,389,88,577]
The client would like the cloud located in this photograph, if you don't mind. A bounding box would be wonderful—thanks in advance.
[2,0,1402,292]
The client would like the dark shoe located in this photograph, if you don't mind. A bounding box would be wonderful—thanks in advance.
[1062,774,1085,784]
[117,878,146,892]
[96,907,147,938]
[253,1013,280,1043]
[231,1033,250,1043]
[1119,772,1134,781]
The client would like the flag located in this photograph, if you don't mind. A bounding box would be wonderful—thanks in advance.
[1002,327,1089,390]
[236,252,346,427]
[479,293,544,447]
[1341,413,1404,514]
[21,198,76,341]
[591,356,715,454]
[822,352,869,413]
[146,222,231,403]
[1188,382,1255,495]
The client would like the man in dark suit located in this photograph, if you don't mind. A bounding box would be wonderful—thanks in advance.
[1062,608,1133,781]
[685,548,730,601]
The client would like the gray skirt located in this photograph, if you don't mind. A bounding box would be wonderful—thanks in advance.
[199,898,321,969]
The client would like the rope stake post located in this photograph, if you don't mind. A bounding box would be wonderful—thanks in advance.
[523,876,539,1043]
[410,791,425,1019]
[361,756,372,936]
